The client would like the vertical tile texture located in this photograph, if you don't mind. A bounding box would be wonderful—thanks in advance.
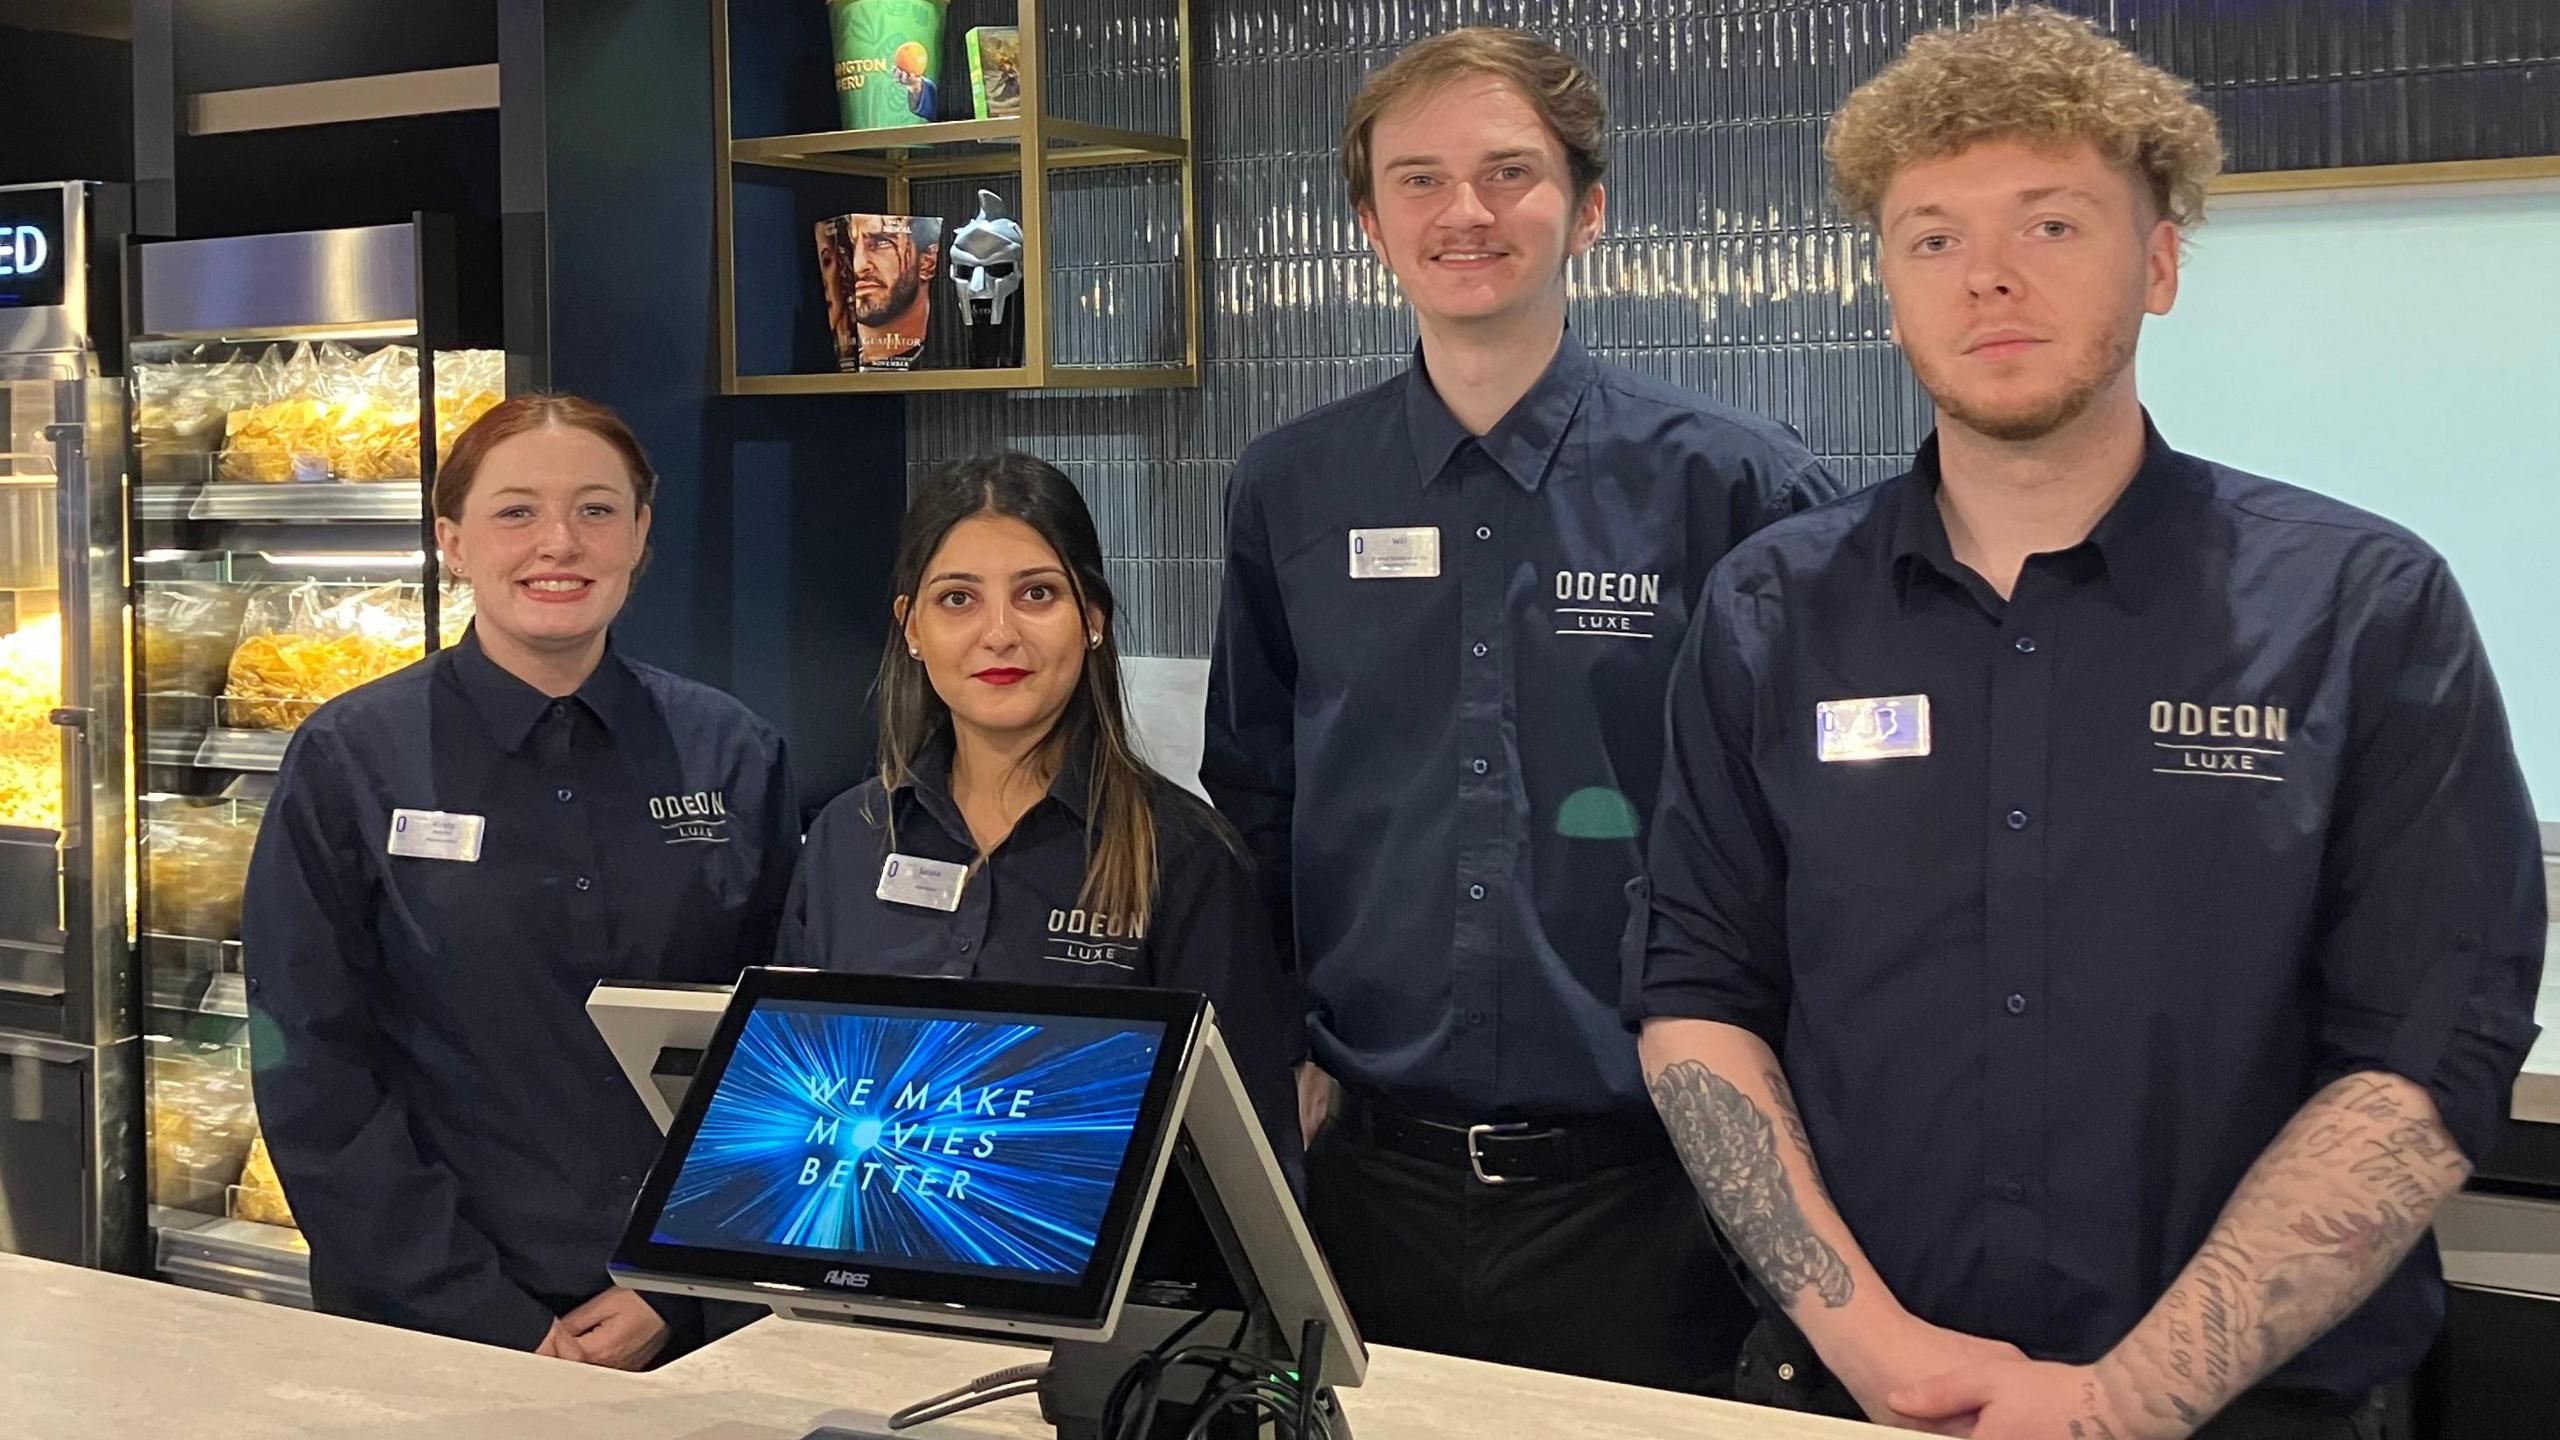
[910,0,2559,657]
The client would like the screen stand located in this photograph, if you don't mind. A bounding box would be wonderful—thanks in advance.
[1039,1140,1350,1440]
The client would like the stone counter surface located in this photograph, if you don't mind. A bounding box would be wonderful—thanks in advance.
[0,1254,1890,1439]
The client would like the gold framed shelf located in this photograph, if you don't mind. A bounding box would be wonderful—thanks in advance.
[732,117,1190,178]
[712,0,1203,396]
[730,365,1196,397]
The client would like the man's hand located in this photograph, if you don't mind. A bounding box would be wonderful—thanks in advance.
[532,1318,590,1362]
[1827,1311,2031,1434]
[1296,1062,1338,1148]
[560,1287,671,1372]
[1891,1356,2172,1440]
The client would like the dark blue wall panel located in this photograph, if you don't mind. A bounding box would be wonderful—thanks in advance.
[540,0,904,815]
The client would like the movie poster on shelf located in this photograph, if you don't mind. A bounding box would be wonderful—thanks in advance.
[816,214,946,372]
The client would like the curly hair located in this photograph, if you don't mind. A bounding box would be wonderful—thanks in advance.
[1825,6,2223,232]
[1341,27,1609,214]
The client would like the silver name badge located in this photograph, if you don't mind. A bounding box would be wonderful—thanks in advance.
[386,808,487,862]
[1816,695,1933,762]
[1348,526,1441,580]
[877,853,967,913]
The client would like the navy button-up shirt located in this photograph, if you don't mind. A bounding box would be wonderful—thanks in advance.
[1206,329,1837,1119]
[1632,424,2546,1396]
[245,628,799,1348]
[777,740,1306,1164]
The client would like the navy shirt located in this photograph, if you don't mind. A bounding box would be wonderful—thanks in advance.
[1204,328,1838,1119]
[1631,424,2546,1395]
[778,740,1307,1162]
[245,628,799,1348]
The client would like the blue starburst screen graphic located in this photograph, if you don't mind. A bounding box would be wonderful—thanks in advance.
[651,1001,1165,1282]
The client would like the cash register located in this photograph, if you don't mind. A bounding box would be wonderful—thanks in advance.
[591,968,1364,1439]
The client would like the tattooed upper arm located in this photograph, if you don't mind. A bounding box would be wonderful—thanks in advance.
[1648,1059,1853,1310]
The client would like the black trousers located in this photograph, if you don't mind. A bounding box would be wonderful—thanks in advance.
[1736,1319,2392,1440]
[1303,1113,1756,1394]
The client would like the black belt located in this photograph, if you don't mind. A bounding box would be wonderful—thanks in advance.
[1333,1089,1675,1185]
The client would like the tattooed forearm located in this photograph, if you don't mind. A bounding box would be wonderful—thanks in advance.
[1647,1059,1853,1310]
[2102,1072,2468,1433]
[1763,1067,1835,1204]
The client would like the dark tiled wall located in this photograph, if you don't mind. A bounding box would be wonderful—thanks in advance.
[910,0,2559,658]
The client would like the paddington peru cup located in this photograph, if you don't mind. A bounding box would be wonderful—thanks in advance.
[829,0,951,130]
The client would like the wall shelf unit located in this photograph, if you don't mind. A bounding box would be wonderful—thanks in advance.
[712,0,1201,396]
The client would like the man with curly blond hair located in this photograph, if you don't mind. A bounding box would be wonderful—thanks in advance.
[1628,9,2541,1440]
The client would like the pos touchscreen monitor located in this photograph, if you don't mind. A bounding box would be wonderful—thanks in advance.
[610,968,1201,1340]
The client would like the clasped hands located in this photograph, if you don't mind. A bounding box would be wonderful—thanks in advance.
[1837,1313,2178,1440]
[532,1287,670,1371]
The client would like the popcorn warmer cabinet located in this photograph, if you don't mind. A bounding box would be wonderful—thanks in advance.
[127,219,498,1304]
[0,179,139,1274]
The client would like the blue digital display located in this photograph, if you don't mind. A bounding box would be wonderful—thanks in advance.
[650,1000,1164,1281]
[0,189,64,311]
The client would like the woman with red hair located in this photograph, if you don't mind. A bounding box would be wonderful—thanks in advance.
[244,394,799,1369]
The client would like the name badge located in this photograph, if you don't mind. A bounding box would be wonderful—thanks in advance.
[386,808,486,862]
[1816,695,1932,762]
[1348,527,1441,580]
[878,854,967,913]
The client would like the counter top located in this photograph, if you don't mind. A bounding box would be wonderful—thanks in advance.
[0,1254,1890,1439]
[2516,923,2560,1124]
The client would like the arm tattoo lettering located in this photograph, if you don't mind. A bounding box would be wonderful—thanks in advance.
[2111,1073,2467,1431]
[1648,1060,1854,1310]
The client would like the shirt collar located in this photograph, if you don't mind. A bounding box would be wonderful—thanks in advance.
[1403,326,1595,493]
[445,624,648,752]
[1887,413,2204,613]
[899,726,1098,838]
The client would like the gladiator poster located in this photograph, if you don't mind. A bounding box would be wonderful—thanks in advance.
[815,213,945,372]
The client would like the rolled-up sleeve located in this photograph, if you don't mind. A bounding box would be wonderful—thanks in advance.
[1625,579,1796,1046]
[2311,556,2544,1165]
[243,727,554,1348]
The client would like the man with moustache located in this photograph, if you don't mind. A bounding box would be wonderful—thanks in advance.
[1629,10,2542,1438]
[1203,26,1838,1393]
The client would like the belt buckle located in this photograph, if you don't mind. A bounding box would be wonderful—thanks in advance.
[1465,1121,1532,1186]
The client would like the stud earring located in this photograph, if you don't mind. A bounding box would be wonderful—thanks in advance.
[907,645,921,658]
[1088,631,1102,649]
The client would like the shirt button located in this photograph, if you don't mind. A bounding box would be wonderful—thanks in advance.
[2013,636,2037,654]
[957,940,973,953]
[1468,884,1486,901]
[1474,526,1492,541]
[1465,1009,1487,1026]
[575,876,592,892]
[2006,809,2029,830]
[556,788,574,802]
[1471,758,1489,775]
[2002,1181,2026,1203]
[2005,992,2028,1015]
[1471,642,1488,658]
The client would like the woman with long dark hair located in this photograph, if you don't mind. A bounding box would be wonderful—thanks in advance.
[778,451,1302,1156]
